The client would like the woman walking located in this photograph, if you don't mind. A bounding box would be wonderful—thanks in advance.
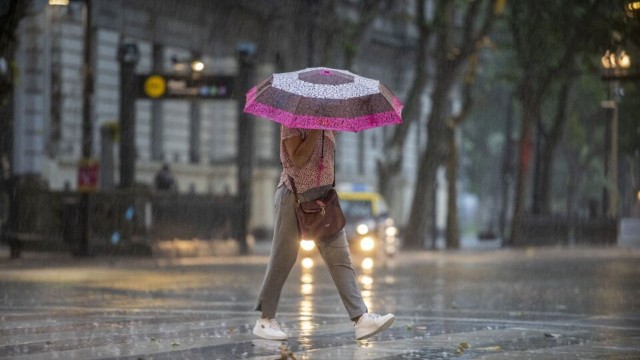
[253,126,395,341]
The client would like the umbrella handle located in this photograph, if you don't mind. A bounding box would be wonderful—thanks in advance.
[316,130,336,189]
[317,131,325,188]
[321,130,325,159]
[317,161,325,188]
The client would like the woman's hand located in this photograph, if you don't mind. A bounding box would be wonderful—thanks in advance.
[284,130,322,168]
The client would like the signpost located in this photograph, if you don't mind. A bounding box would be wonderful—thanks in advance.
[116,55,245,251]
[136,74,235,100]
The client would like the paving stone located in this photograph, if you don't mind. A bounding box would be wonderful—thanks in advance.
[0,246,639,359]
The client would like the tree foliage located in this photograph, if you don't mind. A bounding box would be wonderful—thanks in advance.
[0,0,28,104]
[401,0,500,249]
[456,0,640,243]
[505,0,628,244]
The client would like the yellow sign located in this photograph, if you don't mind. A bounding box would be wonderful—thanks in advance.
[144,75,166,98]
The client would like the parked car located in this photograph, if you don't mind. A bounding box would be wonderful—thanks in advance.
[299,184,400,260]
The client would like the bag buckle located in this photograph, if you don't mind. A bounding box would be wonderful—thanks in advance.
[316,200,326,216]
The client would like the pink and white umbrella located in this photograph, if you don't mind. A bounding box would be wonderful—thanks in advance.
[244,67,403,132]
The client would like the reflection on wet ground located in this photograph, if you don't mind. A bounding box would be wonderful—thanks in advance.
[0,247,639,359]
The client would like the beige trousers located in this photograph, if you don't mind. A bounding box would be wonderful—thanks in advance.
[254,185,368,320]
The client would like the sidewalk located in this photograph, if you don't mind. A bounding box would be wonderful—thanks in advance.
[1,244,639,359]
[619,217,640,247]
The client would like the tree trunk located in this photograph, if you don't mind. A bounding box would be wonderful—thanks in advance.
[537,80,571,215]
[509,90,541,246]
[565,149,579,244]
[499,93,515,243]
[446,127,460,249]
[531,120,544,215]
[377,0,429,203]
[389,0,497,249]
[403,76,453,249]
[377,157,395,204]
[403,139,441,249]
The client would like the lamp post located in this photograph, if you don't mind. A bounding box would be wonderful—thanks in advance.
[235,42,256,255]
[600,48,631,219]
[118,42,140,189]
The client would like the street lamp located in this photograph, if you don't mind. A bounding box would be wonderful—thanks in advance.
[191,60,205,73]
[170,55,205,74]
[601,49,631,70]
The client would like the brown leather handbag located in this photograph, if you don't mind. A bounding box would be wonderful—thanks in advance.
[289,176,345,241]
[288,131,345,241]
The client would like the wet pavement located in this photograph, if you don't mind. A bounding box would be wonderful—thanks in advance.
[1,245,639,359]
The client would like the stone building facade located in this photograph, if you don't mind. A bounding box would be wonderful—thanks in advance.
[11,0,437,233]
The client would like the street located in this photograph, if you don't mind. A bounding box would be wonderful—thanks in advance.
[1,245,639,359]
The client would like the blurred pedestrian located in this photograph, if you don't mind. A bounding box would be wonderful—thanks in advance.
[253,127,395,341]
[154,163,176,192]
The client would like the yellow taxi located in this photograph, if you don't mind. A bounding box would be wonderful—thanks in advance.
[299,184,400,260]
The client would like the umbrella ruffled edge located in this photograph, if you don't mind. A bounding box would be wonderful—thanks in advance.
[244,100,402,133]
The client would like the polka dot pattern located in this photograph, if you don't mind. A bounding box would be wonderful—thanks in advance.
[272,67,380,99]
[244,67,403,133]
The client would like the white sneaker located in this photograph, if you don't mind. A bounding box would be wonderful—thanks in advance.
[253,318,288,341]
[354,313,395,340]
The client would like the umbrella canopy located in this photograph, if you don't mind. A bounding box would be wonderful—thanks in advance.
[244,67,403,132]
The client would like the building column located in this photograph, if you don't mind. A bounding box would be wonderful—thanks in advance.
[189,100,201,164]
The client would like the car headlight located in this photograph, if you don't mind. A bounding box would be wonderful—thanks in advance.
[301,257,314,269]
[385,226,398,237]
[360,236,375,251]
[300,239,315,251]
[356,224,369,235]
